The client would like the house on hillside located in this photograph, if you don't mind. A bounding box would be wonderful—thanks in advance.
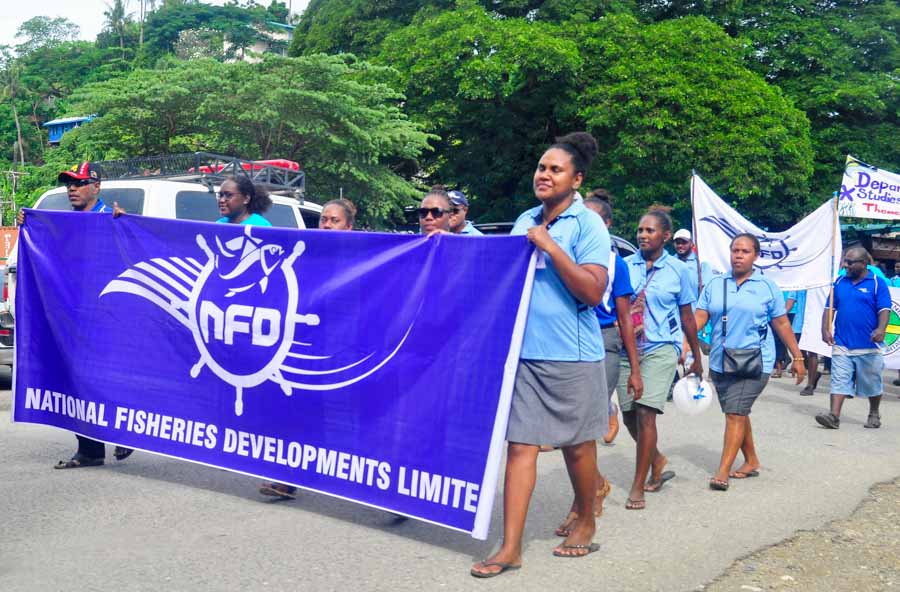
[223,22,294,62]
[43,116,96,146]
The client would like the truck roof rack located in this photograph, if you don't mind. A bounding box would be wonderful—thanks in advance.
[94,152,305,199]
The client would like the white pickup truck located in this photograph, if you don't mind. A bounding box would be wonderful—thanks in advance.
[2,156,323,375]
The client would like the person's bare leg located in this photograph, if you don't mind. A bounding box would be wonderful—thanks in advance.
[556,468,607,535]
[713,414,746,483]
[868,395,882,416]
[628,405,658,505]
[808,353,820,388]
[645,448,668,491]
[622,408,638,441]
[731,416,760,476]
[470,443,537,575]
[554,441,598,556]
[829,393,847,417]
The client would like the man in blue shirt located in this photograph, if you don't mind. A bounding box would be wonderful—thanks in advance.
[673,229,714,303]
[447,190,483,236]
[816,247,890,429]
[17,161,132,467]
[674,229,714,358]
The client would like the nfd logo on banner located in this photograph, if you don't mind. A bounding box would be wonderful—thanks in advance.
[101,227,413,416]
[699,214,797,269]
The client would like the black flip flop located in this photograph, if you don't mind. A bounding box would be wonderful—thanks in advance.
[729,469,759,479]
[54,453,104,469]
[259,483,297,500]
[470,561,521,578]
[645,470,675,492]
[709,478,729,491]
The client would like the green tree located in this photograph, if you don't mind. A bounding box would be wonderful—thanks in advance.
[380,2,585,220]
[104,0,135,60]
[63,55,433,225]
[0,49,28,168]
[288,0,636,57]
[142,1,274,61]
[734,1,899,199]
[380,6,814,227]
[14,16,80,56]
[576,15,815,229]
[633,0,899,202]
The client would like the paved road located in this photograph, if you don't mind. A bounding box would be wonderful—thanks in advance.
[2,367,899,592]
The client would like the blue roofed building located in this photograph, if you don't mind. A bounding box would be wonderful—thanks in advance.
[43,116,96,145]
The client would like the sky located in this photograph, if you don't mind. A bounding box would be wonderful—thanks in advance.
[0,0,309,51]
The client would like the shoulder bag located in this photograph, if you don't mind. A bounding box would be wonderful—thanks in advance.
[722,277,763,379]
[630,268,657,338]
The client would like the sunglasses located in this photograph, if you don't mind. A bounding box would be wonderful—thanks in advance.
[217,191,242,199]
[417,207,448,219]
[843,258,867,265]
[65,179,97,188]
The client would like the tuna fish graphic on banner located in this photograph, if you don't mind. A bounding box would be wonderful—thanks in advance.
[837,156,900,220]
[691,174,841,290]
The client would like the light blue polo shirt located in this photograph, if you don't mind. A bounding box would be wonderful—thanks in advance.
[511,199,610,361]
[783,290,807,334]
[216,212,272,226]
[678,251,715,308]
[697,271,786,374]
[828,271,891,350]
[459,221,483,236]
[624,250,695,355]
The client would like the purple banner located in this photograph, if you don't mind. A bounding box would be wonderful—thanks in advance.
[13,211,534,538]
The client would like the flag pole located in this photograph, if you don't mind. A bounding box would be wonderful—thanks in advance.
[690,171,703,293]
[825,191,839,334]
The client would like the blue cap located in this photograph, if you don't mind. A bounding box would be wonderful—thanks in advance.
[448,190,468,207]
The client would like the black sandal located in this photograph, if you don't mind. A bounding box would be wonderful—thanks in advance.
[114,446,134,461]
[54,453,104,469]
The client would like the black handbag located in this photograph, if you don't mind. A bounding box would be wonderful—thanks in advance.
[722,278,763,379]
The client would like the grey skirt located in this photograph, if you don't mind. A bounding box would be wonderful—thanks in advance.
[710,371,770,416]
[507,360,607,447]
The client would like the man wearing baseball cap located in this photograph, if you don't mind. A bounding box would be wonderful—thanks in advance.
[17,161,130,468]
[447,190,483,236]
[673,229,713,306]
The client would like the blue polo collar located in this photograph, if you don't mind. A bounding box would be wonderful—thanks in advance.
[722,269,766,282]
[530,198,587,226]
[90,198,108,213]
[633,248,671,270]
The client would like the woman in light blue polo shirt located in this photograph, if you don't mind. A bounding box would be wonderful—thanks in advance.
[470,132,610,577]
[216,176,273,226]
[695,233,805,491]
[617,206,703,510]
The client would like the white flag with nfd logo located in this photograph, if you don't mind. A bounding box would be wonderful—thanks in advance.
[692,175,841,291]
[837,156,900,220]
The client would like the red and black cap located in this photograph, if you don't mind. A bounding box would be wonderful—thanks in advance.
[58,161,102,184]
